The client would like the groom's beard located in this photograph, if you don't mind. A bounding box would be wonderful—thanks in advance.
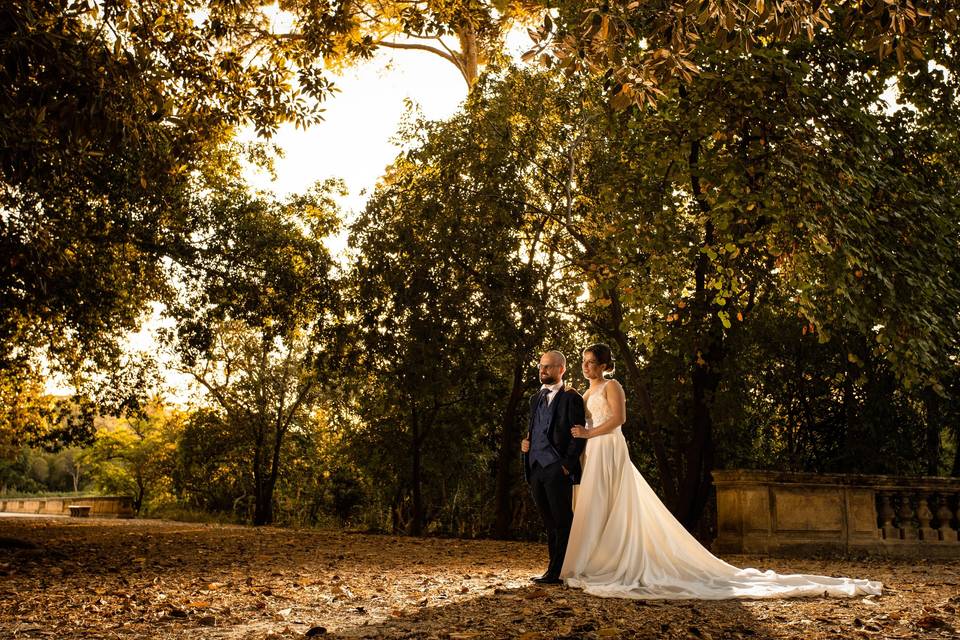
[540,372,559,385]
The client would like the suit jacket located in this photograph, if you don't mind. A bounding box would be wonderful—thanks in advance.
[522,386,587,484]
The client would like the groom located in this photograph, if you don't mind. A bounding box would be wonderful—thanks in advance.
[521,350,586,584]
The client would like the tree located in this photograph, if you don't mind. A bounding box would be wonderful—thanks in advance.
[532,0,959,108]
[163,174,340,526]
[184,322,327,525]
[88,402,182,513]
[172,407,252,517]
[55,447,87,493]
[0,365,97,453]
[0,0,338,383]
[271,0,542,90]
[342,70,595,536]
[534,31,960,530]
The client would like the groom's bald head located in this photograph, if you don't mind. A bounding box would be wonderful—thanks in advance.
[543,350,566,368]
[538,350,566,384]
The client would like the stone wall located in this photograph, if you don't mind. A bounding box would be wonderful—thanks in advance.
[0,496,135,518]
[712,470,960,558]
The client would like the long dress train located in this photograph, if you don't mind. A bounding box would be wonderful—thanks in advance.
[560,380,882,600]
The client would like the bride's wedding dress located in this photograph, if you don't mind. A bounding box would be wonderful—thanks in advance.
[560,380,882,599]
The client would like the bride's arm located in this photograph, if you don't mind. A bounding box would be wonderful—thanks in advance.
[580,380,626,438]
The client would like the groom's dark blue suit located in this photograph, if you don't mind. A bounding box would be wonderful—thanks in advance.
[523,385,586,580]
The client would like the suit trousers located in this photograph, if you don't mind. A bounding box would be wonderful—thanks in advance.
[529,460,573,578]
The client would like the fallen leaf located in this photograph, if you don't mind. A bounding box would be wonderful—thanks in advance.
[915,615,949,629]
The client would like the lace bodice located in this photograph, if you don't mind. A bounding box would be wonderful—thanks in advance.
[585,381,616,430]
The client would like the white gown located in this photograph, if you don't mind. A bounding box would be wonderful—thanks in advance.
[560,380,882,600]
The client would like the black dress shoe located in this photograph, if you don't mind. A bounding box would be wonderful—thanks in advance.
[532,575,563,585]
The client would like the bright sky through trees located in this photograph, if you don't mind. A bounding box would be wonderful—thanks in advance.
[46,30,528,401]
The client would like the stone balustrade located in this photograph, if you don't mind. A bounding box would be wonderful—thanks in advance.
[0,496,134,519]
[712,469,960,558]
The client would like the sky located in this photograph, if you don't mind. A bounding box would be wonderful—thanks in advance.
[45,20,535,400]
[240,47,467,206]
[82,34,529,403]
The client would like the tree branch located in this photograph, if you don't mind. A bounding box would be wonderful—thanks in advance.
[376,39,459,69]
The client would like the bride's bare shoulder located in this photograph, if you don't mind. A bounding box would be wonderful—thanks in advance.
[603,378,624,395]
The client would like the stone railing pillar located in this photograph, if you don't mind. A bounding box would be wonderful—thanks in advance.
[713,470,960,558]
[936,494,956,542]
[878,493,897,540]
[896,494,916,540]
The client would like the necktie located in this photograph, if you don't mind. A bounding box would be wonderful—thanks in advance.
[538,388,551,407]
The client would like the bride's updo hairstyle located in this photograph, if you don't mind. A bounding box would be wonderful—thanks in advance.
[584,343,615,378]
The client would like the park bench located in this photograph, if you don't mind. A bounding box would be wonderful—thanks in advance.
[67,505,91,517]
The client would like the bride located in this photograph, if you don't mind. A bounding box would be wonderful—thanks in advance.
[559,343,882,599]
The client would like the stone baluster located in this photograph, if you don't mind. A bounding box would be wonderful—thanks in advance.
[897,493,917,540]
[952,493,960,543]
[878,493,898,540]
[916,494,937,541]
[935,494,957,542]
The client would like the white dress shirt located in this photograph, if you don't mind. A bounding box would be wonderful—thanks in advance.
[540,380,565,406]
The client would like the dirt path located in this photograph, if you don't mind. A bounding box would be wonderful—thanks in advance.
[0,516,957,639]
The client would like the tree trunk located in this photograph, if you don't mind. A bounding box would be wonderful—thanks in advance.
[264,423,285,524]
[134,478,145,514]
[493,361,526,538]
[677,137,724,535]
[70,463,81,493]
[252,425,273,525]
[410,403,423,536]
[455,24,479,88]
[924,389,942,476]
[253,483,273,525]
[952,435,960,477]
[681,334,721,533]
[679,218,723,532]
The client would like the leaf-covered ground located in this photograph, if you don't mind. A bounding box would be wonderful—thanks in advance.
[1,516,957,639]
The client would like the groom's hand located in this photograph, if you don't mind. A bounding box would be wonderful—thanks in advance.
[520,438,530,453]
